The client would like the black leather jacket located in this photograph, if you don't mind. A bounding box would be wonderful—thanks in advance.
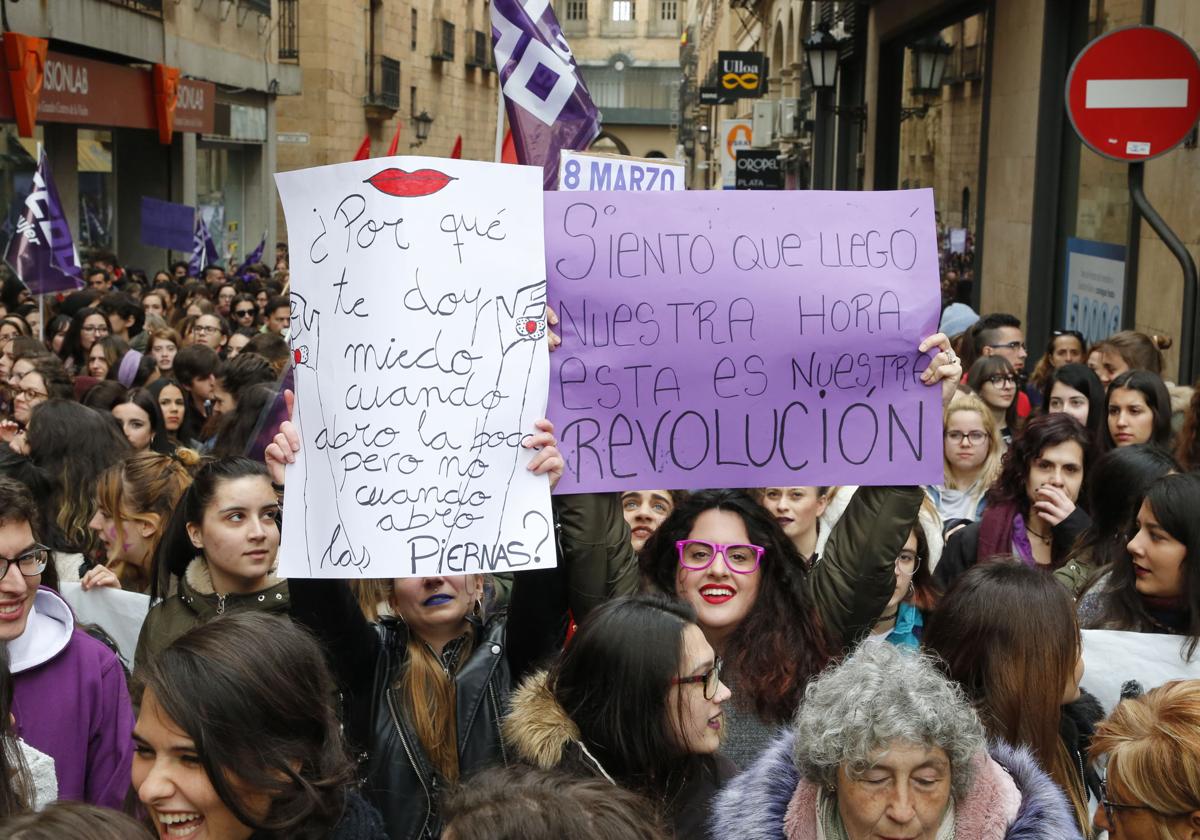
[290,567,565,840]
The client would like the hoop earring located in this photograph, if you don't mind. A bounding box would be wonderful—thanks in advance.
[473,596,483,617]
[907,580,915,599]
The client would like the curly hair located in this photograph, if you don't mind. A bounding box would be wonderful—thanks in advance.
[987,412,1094,510]
[791,642,985,801]
[639,489,834,723]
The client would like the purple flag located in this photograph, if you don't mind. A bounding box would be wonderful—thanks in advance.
[189,214,219,276]
[4,146,82,296]
[237,230,267,279]
[491,0,600,189]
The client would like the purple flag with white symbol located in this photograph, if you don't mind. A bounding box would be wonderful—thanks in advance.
[189,214,219,277]
[4,146,82,296]
[491,0,601,189]
[237,230,266,279]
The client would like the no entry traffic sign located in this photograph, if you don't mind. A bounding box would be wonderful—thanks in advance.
[1066,25,1200,162]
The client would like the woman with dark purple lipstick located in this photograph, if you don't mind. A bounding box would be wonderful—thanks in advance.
[267,401,568,840]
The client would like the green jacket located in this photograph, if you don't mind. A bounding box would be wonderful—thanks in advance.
[133,559,290,678]
[1054,546,1102,600]
[804,485,925,648]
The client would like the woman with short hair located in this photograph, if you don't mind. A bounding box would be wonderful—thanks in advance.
[968,355,1019,446]
[1089,679,1200,839]
[713,642,1084,840]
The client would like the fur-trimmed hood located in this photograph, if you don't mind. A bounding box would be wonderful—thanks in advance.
[503,671,612,780]
[711,732,1084,840]
[176,558,289,620]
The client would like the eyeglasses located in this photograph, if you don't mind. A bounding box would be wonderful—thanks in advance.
[1098,778,1164,827]
[986,374,1017,387]
[11,387,47,401]
[986,340,1026,351]
[676,539,764,574]
[193,325,223,336]
[234,308,257,318]
[671,657,723,700]
[946,430,987,445]
[81,324,109,334]
[895,550,922,575]
[0,545,50,579]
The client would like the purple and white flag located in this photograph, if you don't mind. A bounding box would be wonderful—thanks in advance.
[491,0,601,189]
[4,146,82,296]
[189,213,219,277]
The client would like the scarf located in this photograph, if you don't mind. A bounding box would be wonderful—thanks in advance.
[815,788,955,840]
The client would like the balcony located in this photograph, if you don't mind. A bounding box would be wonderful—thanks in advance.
[279,0,299,61]
[100,0,163,13]
[365,56,401,117]
[433,19,456,62]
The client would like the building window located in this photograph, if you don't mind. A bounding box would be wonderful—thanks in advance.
[411,9,418,50]
[610,0,634,22]
[410,85,418,118]
[565,0,588,20]
[658,0,676,21]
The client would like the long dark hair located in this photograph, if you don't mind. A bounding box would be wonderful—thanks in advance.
[0,648,31,818]
[211,383,278,458]
[137,613,355,839]
[1088,473,1200,659]
[27,400,130,554]
[967,355,1018,433]
[150,457,273,601]
[1104,369,1173,450]
[988,412,1094,512]
[639,489,833,723]
[924,561,1090,833]
[58,306,107,370]
[1042,363,1105,443]
[117,387,174,455]
[550,596,704,803]
[1071,445,1179,578]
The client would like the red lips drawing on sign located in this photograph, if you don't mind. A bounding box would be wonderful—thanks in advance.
[364,168,456,197]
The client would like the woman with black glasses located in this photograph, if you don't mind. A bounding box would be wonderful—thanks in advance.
[505,595,734,840]
[968,355,1020,447]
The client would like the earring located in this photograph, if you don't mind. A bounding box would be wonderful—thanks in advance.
[907,580,915,598]
[473,595,483,617]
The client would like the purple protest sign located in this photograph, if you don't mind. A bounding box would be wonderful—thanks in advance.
[140,196,196,251]
[545,189,943,493]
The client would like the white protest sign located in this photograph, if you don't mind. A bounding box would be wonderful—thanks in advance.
[1081,628,1200,713]
[558,150,685,191]
[59,583,150,670]
[274,158,554,578]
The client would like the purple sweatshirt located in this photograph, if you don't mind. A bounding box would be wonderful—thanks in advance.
[8,587,135,809]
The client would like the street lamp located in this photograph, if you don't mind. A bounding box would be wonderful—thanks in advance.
[909,35,953,95]
[803,22,840,90]
[409,111,434,148]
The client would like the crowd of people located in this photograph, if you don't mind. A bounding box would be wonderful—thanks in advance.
[0,249,1195,840]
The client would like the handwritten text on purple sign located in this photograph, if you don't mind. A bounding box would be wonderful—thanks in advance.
[545,190,943,493]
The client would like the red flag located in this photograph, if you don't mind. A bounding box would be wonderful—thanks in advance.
[501,129,517,164]
[386,122,403,156]
[450,135,463,159]
[352,134,371,161]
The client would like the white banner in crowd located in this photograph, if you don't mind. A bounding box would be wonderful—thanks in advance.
[274,158,554,578]
[1081,628,1200,713]
[59,583,149,670]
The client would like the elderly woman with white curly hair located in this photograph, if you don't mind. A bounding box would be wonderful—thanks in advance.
[711,643,1084,840]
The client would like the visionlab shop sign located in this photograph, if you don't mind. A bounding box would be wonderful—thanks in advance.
[735,149,782,190]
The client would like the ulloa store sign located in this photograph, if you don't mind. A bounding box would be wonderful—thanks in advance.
[718,52,768,98]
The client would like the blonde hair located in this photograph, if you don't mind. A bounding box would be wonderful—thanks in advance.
[93,449,199,590]
[942,391,1003,491]
[1091,680,1200,840]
